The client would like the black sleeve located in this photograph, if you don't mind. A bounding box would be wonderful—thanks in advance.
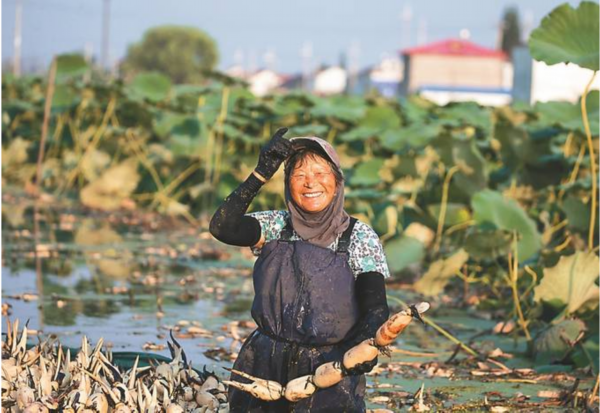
[209,174,264,247]
[341,271,390,349]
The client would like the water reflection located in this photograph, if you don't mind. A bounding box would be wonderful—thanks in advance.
[2,194,253,366]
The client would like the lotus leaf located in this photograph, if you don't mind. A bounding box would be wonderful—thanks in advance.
[380,124,439,152]
[52,84,79,112]
[350,158,384,187]
[529,1,599,71]
[427,203,471,227]
[384,235,425,273]
[535,91,599,135]
[562,196,590,232]
[533,319,586,365]
[55,54,89,79]
[414,249,469,296]
[472,190,541,261]
[129,72,172,102]
[534,251,599,315]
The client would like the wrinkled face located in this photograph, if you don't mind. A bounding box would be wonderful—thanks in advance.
[289,154,337,213]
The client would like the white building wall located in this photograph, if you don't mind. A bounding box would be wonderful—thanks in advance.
[531,62,600,103]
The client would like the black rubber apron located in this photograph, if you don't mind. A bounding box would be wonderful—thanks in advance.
[229,218,365,413]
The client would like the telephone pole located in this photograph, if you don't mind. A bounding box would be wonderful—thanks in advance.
[13,0,23,77]
[101,0,110,70]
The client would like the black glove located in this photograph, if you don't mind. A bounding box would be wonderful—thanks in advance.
[254,128,294,180]
[343,357,378,376]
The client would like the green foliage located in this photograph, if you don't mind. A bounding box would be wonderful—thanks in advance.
[413,249,469,296]
[529,1,599,70]
[533,319,586,365]
[128,72,172,102]
[471,190,542,261]
[534,251,599,315]
[121,26,219,84]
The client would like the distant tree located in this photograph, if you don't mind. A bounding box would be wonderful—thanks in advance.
[121,26,218,84]
[500,7,523,58]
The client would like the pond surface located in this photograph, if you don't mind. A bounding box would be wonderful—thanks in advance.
[2,192,597,411]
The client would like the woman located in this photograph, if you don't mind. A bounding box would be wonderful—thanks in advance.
[210,128,390,413]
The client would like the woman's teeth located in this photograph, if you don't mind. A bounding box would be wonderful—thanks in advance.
[303,192,322,198]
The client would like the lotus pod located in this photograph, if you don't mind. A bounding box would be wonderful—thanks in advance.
[343,339,379,370]
[284,375,317,402]
[313,361,344,389]
[195,391,219,410]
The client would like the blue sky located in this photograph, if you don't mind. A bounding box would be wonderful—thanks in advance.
[1,0,585,74]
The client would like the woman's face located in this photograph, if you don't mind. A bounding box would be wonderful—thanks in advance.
[289,154,337,213]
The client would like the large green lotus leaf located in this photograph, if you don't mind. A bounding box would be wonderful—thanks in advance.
[362,106,401,130]
[384,235,425,273]
[129,72,172,102]
[288,124,329,137]
[427,203,471,227]
[349,158,385,186]
[464,228,513,260]
[451,138,488,196]
[533,319,586,365]
[55,54,89,79]
[529,2,599,70]
[472,190,542,261]
[534,251,599,314]
[52,84,79,112]
[380,124,439,151]
[535,91,600,135]
[572,339,599,371]
[400,95,435,124]
[339,126,380,142]
[414,249,469,296]
[80,158,140,210]
[310,95,366,122]
[438,102,492,132]
[562,196,590,232]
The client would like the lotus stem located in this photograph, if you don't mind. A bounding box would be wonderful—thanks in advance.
[434,165,460,253]
[35,58,57,196]
[581,70,598,250]
[508,232,531,342]
[386,295,479,357]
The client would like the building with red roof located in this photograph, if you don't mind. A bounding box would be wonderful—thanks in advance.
[400,39,512,105]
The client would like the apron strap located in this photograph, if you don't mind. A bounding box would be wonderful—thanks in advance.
[280,220,294,241]
[336,217,357,254]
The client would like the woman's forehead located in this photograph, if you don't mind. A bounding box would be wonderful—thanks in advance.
[293,154,331,170]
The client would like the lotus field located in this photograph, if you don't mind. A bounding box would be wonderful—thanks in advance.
[1,1,599,411]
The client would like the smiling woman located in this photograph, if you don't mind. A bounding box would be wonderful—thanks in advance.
[209,128,390,413]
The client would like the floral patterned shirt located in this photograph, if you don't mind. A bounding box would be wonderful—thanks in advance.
[247,210,390,279]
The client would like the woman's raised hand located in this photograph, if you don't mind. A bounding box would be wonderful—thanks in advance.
[254,128,294,181]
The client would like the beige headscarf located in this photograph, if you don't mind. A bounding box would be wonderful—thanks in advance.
[284,137,350,248]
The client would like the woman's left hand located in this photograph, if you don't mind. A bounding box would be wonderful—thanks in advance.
[344,357,378,376]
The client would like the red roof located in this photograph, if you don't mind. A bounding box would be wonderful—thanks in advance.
[402,39,507,59]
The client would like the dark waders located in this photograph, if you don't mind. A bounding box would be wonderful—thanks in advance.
[229,219,365,413]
